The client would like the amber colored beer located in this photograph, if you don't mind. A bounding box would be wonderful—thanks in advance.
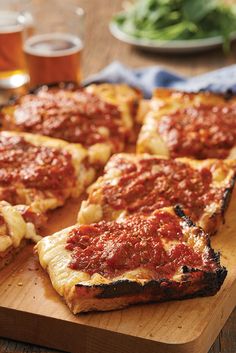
[24,33,83,86]
[0,11,26,80]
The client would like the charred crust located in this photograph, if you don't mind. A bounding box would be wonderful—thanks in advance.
[76,279,172,299]
[74,207,227,302]
[200,267,227,296]
[223,89,234,101]
[221,174,236,220]
[173,205,195,227]
[75,266,227,300]
[209,249,221,266]
[182,265,190,273]
[192,88,236,101]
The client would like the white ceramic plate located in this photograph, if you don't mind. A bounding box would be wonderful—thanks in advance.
[110,21,236,54]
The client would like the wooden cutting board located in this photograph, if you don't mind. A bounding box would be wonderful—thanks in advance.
[0,192,236,353]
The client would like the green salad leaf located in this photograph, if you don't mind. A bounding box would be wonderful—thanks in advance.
[113,0,236,51]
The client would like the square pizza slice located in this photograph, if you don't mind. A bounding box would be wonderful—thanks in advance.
[36,206,227,313]
[0,201,41,270]
[0,83,141,166]
[78,153,236,235]
[0,131,95,216]
[137,88,236,159]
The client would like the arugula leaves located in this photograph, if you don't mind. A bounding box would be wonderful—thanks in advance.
[182,0,217,22]
[113,0,236,51]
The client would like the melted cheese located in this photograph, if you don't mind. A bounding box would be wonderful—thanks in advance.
[88,143,111,165]
[137,111,170,156]
[25,222,42,243]
[36,227,90,296]
[0,201,41,253]
[78,202,103,225]
[0,235,13,252]
[0,203,26,248]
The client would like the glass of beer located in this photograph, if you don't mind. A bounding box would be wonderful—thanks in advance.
[0,1,29,89]
[22,1,84,87]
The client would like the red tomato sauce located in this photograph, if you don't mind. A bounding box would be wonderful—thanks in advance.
[10,88,126,151]
[66,211,216,279]
[0,134,76,190]
[158,104,236,159]
[102,157,223,221]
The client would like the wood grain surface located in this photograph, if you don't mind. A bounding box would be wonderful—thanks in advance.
[1,0,236,352]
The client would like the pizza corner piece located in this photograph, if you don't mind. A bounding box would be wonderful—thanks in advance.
[0,82,142,167]
[35,206,227,314]
[0,131,96,216]
[137,88,236,160]
[0,201,41,270]
[85,82,142,126]
[78,153,236,236]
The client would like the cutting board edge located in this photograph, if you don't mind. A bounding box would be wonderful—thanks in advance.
[1,295,236,353]
[0,305,206,353]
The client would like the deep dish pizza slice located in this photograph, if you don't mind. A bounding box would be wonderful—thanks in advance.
[0,83,141,166]
[137,88,236,159]
[0,131,95,216]
[78,153,236,235]
[0,201,41,270]
[36,206,227,313]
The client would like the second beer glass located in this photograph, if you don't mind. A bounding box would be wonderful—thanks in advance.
[0,0,30,89]
[22,1,84,87]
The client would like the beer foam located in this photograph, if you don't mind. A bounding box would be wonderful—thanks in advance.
[24,33,83,57]
[0,11,23,33]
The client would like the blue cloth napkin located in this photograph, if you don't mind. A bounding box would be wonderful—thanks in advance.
[83,61,236,98]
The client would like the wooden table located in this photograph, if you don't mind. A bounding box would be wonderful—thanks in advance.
[1,0,236,352]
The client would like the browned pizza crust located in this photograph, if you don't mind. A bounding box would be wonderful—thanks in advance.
[36,206,227,314]
[68,267,226,313]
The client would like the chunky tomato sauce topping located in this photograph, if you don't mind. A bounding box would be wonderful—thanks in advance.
[66,211,216,279]
[102,157,223,221]
[158,103,236,159]
[0,135,76,190]
[9,88,126,150]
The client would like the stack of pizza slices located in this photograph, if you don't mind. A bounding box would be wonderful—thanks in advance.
[0,84,235,314]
